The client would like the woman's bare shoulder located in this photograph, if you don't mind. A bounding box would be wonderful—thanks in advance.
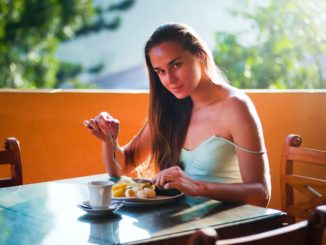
[216,87,260,135]
[220,85,252,111]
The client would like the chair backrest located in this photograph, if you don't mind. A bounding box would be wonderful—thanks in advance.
[0,137,23,187]
[188,205,326,245]
[280,134,326,221]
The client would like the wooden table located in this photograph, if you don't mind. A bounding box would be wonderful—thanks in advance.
[0,174,286,244]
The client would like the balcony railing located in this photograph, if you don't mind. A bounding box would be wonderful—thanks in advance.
[0,89,325,210]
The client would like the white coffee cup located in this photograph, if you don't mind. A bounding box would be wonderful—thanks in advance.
[88,181,114,209]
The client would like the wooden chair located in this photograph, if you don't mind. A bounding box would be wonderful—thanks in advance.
[188,205,326,245]
[0,137,23,187]
[281,134,326,221]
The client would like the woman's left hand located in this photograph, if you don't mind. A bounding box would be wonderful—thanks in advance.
[152,166,199,196]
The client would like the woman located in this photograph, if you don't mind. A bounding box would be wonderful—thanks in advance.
[84,23,271,207]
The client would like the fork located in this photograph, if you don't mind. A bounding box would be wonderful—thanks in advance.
[108,129,122,170]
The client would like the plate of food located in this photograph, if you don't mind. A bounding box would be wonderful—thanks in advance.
[111,177,184,206]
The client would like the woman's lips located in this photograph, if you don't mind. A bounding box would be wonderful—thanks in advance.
[170,85,183,93]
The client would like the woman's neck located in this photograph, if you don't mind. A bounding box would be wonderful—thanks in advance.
[191,79,227,110]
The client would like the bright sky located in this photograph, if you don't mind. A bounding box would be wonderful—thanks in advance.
[57,0,254,80]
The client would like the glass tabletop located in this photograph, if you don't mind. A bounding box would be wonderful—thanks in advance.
[0,175,283,245]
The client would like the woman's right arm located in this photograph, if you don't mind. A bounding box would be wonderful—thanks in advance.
[84,112,151,176]
[113,124,151,176]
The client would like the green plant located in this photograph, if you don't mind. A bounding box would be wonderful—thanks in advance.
[214,0,326,89]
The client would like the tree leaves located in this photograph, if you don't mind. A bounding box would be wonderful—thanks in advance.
[214,0,326,89]
[0,0,135,88]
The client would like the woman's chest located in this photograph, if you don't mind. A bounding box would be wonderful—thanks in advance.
[180,136,240,182]
[184,110,231,150]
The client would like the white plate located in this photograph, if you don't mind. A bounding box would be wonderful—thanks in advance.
[111,177,184,207]
[77,201,122,215]
[112,193,184,207]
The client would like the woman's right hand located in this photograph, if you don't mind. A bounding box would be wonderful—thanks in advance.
[83,112,120,143]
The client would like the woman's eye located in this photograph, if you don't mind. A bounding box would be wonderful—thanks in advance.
[156,70,165,75]
[173,62,181,69]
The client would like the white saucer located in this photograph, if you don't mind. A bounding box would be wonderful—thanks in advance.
[77,201,122,215]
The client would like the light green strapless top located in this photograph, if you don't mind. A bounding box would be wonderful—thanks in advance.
[180,135,242,183]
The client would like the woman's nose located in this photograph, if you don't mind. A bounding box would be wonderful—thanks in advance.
[166,71,178,84]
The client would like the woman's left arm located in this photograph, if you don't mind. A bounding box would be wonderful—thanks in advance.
[152,94,271,207]
[153,163,270,207]
[225,94,271,207]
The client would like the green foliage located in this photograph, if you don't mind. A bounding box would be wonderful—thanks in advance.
[108,0,135,11]
[88,62,104,74]
[0,0,135,88]
[55,62,83,87]
[214,0,326,89]
[0,0,93,88]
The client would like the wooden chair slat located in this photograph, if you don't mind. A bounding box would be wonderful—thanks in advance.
[0,137,23,188]
[188,205,326,245]
[285,175,326,188]
[281,134,326,221]
[287,147,326,166]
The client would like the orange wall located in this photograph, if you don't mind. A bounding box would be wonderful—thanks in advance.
[1,89,326,210]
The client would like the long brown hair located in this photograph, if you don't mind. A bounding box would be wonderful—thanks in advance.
[144,23,221,172]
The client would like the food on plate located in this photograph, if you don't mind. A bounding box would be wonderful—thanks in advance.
[136,190,146,198]
[113,187,125,197]
[154,186,181,196]
[140,183,152,189]
[112,180,157,198]
[125,189,136,197]
[143,188,156,198]
[112,182,128,197]
[112,182,127,191]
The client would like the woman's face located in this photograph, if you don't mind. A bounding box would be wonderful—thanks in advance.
[149,41,204,99]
